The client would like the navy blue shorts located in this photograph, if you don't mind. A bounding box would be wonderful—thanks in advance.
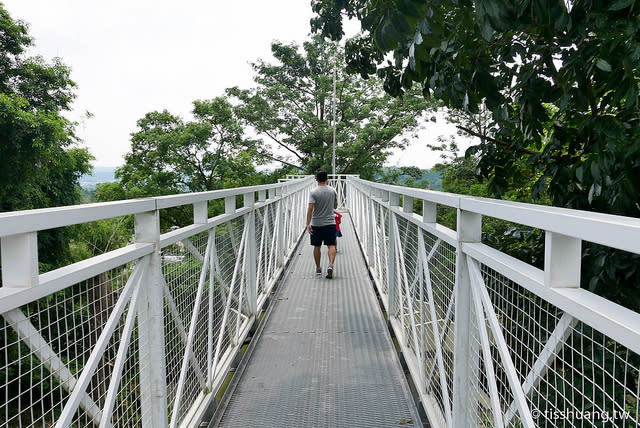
[310,224,337,247]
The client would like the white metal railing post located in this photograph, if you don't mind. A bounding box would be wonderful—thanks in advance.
[135,208,168,428]
[1,232,39,287]
[544,231,581,288]
[403,195,414,214]
[423,200,437,223]
[387,192,401,316]
[225,196,236,214]
[276,186,285,267]
[452,208,482,428]
[367,189,375,263]
[193,201,208,225]
[244,192,257,315]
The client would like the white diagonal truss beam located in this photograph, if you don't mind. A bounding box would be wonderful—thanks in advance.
[467,255,535,428]
[169,231,214,428]
[418,230,452,427]
[502,312,577,425]
[2,309,104,424]
[55,256,149,427]
[99,273,143,428]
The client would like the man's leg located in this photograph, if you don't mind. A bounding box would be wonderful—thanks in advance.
[326,245,336,278]
[314,246,322,269]
[328,245,336,265]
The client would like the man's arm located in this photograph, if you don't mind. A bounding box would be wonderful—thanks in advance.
[306,203,314,234]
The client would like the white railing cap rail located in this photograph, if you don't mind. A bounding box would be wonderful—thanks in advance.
[155,176,313,209]
[0,177,314,238]
[460,197,640,254]
[0,199,156,238]
[348,176,462,207]
[350,177,640,255]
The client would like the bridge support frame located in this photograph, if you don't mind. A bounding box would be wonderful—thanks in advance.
[451,209,481,428]
[135,209,169,428]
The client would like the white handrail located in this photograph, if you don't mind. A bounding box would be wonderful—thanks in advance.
[347,176,640,428]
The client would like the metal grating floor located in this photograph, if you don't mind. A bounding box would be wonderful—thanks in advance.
[215,212,421,427]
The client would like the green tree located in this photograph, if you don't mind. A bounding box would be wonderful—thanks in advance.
[226,36,437,178]
[311,0,640,212]
[311,0,640,310]
[0,5,92,269]
[117,97,272,228]
[378,166,430,188]
[117,97,264,196]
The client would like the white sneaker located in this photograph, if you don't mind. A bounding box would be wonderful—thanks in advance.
[326,265,334,279]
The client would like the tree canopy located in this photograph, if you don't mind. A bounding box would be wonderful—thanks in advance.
[117,97,264,196]
[227,36,438,178]
[311,0,640,216]
[0,5,92,269]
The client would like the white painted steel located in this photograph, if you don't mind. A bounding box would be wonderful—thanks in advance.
[0,176,313,427]
[169,232,214,428]
[2,308,104,423]
[0,199,156,237]
[468,256,535,428]
[55,256,148,427]
[346,176,640,428]
[99,275,143,428]
[2,174,640,427]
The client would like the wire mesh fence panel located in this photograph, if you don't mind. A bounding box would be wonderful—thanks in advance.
[395,215,421,357]
[0,264,138,427]
[476,263,640,428]
[421,231,456,425]
[162,214,253,425]
[162,230,208,416]
[254,205,268,298]
[0,177,314,428]
[370,203,389,297]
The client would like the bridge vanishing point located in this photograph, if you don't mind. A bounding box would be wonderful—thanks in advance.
[0,175,639,427]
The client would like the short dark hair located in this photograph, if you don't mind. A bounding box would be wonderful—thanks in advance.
[315,169,328,183]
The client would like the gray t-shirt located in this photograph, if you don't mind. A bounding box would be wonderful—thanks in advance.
[309,185,337,226]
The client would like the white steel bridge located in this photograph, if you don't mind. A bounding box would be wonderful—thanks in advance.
[0,175,639,427]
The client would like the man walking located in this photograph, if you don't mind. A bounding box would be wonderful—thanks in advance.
[306,169,338,278]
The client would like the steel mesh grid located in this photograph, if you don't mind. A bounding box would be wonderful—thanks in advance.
[0,264,135,427]
[254,205,267,298]
[371,203,389,296]
[257,201,283,297]
[162,230,207,412]
[422,230,456,420]
[395,215,421,358]
[481,264,556,427]
[263,203,278,291]
[212,221,240,367]
[110,326,143,427]
[267,201,280,276]
[222,217,249,342]
[479,264,640,427]
[466,297,496,427]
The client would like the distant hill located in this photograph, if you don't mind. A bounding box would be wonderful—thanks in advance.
[375,167,442,190]
[79,166,118,189]
[78,166,443,191]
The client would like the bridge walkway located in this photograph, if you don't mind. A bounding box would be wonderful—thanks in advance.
[214,212,421,427]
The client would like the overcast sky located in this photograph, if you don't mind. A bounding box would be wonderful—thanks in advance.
[3,0,471,169]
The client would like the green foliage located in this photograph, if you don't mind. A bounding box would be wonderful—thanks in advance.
[311,0,640,212]
[116,98,283,229]
[0,5,92,269]
[311,0,640,310]
[377,166,431,188]
[227,36,437,178]
[118,97,262,196]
